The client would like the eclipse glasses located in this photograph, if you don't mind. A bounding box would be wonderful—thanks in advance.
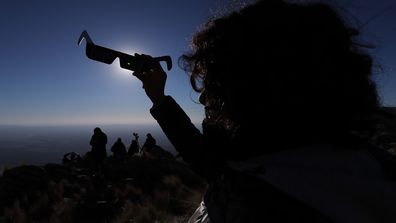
[78,30,172,72]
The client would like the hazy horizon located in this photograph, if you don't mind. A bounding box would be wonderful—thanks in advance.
[0,123,202,168]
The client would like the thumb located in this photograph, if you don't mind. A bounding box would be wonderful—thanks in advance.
[132,71,142,80]
[132,71,146,89]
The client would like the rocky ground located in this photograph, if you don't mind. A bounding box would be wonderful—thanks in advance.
[0,152,206,223]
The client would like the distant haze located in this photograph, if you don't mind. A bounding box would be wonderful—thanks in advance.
[0,124,201,168]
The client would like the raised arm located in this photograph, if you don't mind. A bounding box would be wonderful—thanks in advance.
[133,55,223,180]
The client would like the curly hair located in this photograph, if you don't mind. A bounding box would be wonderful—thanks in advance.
[180,0,380,149]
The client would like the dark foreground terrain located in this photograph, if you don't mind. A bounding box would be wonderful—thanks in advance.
[0,152,206,223]
[2,107,396,223]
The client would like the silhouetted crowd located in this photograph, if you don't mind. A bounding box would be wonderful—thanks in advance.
[62,127,174,174]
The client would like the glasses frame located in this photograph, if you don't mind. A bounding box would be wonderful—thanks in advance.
[78,30,172,72]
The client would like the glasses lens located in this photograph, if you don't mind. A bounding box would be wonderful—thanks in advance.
[119,54,142,71]
[86,44,116,64]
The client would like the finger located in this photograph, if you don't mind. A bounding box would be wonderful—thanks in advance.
[146,57,163,71]
[132,72,146,89]
[132,71,144,81]
[134,53,148,74]
[137,54,164,72]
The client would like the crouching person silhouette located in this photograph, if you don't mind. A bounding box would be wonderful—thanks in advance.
[111,138,127,161]
[132,0,396,222]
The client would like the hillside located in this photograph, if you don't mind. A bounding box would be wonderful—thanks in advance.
[0,152,206,223]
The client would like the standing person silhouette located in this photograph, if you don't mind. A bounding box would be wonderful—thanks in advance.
[89,127,108,174]
[132,0,396,222]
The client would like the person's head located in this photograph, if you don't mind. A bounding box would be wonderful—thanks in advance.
[181,0,380,147]
[94,127,102,134]
[117,138,122,142]
[145,133,156,145]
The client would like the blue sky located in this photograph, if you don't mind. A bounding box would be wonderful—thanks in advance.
[0,0,395,126]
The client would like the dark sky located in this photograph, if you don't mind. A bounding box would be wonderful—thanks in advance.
[0,0,395,126]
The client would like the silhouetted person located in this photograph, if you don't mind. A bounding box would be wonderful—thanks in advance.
[62,152,82,165]
[142,133,156,152]
[139,133,174,160]
[90,127,107,173]
[128,132,140,156]
[131,0,396,222]
[71,152,81,161]
[111,138,127,160]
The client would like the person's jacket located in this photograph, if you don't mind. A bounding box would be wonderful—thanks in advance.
[150,96,396,223]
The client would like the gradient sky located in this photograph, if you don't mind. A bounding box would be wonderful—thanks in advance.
[0,0,395,126]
